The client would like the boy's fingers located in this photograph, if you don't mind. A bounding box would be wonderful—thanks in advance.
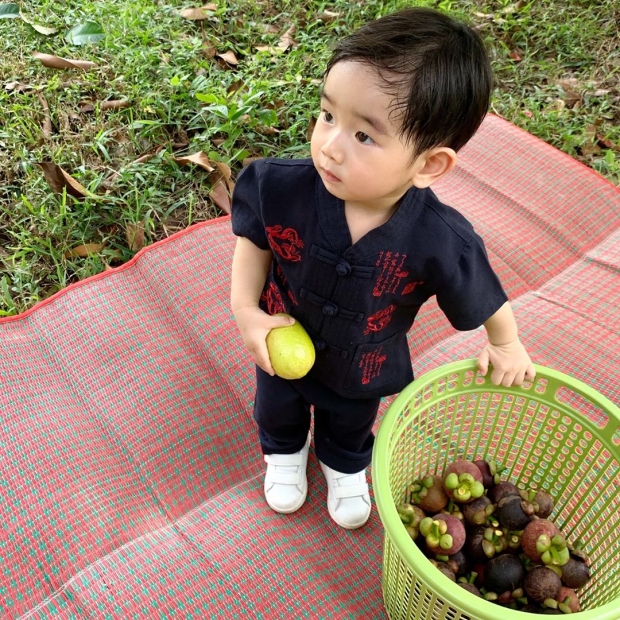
[268,315,295,328]
[477,350,490,376]
[525,364,536,381]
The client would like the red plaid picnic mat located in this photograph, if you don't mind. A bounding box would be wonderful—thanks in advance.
[1,115,619,619]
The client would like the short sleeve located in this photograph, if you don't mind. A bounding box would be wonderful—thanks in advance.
[231,161,269,250]
[436,233,508,330]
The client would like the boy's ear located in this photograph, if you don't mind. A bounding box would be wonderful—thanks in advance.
[410,147,458,189]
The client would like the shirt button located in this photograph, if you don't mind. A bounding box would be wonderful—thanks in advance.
[335,261,351,276]
[322,303,338,317]
[313,339,327,351]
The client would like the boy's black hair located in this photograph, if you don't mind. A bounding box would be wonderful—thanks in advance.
[325,7,493,158]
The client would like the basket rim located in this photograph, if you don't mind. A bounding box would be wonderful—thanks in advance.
[372,359,620,620]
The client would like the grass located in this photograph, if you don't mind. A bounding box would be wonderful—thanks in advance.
[1,0,619,316]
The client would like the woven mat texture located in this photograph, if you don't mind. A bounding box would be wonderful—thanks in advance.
[1,115,619,619]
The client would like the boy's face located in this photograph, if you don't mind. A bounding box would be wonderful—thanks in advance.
[310,61,426,213]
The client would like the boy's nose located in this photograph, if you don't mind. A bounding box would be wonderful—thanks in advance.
[321,132,344,164]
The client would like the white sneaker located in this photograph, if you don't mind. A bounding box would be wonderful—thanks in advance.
[263,433,310,514]
[319,461,371,529]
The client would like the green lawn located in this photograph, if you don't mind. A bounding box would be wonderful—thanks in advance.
[1,0,619,316]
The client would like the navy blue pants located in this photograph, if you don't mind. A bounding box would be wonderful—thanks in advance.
[253,367,381,473]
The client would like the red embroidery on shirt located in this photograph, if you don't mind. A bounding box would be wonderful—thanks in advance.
[402,280,424,295]
[260,282,285,315]
[360,347,387,385]
[364,305,396,336]
[275,264,297,305]
[373,251,409,297]
[266,225,304,262]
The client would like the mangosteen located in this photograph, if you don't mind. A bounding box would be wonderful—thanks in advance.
[533,490,554,519]
[448,550,470,577]
[496,495,534,530]
[463,495,494,526]
[408,474,450,513]
[465,526,491,563]
[458,582,481,597]
[434,562,456,582]
[489,481,520,504]
[560,556,591,589]
[420,514,466,555]
[521,519,568,566]
[484,553,525,594]
[524,566,563,603]
[556,586,580,613]
[443,461,485,503]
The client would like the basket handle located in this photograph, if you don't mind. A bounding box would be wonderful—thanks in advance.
[535,367,620,446]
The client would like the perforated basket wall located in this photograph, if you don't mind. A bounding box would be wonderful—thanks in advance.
[372,360,620,620]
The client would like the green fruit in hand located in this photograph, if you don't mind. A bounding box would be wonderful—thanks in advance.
[266,314,316,380]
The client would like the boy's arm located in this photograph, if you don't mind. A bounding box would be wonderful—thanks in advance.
[230,237,294,375]
[477,301,536,387]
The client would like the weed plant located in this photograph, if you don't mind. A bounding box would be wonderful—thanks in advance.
[0,0,618,315]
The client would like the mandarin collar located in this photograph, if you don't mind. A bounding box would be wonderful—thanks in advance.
[314,172,425,261]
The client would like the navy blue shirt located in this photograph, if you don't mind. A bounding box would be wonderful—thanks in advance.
[231,158,508,399]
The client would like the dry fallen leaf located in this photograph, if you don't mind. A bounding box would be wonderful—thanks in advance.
[180,5,217,20]
[242,156,263,167]
[64,243,104,258]
[173,151,215,172]
[37,92,52,138]
[100,99,130,110]
[209,181,231,214]
[216,50,238,66]
[126,222,145,252]
[202,42,217,58]
[33,52,97,71]
[317,10,340,23]
[278,25,297,52]
[212,161,234,192]
[4,81,34,93]
[37,162,89,199]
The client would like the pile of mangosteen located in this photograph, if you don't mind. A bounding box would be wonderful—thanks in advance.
[397,459,591,614]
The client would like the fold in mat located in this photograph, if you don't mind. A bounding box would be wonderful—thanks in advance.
[1,115,619,618]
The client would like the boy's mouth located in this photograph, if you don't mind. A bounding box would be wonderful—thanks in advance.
[321,168,342,183]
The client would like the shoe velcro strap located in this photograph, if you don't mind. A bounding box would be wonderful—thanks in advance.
[334,484,368,499]
[264,453,303,466]
[265,471,301,485]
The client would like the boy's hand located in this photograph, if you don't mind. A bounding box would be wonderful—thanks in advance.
[477,338,536,387]
[233,306,295,376]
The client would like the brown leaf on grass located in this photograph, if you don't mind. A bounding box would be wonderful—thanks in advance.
[80,103,96,113]
[227,79,245,95]
[317,10,340,23]
[132,144,165,165]
[100,99,130,110]
[37,162,89,199]
[209,181,231,214]
[64,243,104,258]
[37,92,52,138]
[278,25,297,52]
[202,42,217,58]
[212,161,234,192]
[126,222,145,252]
[33,52,96,71]
[242,156,263,167]
[173,151,215,172]
[5,81,34,93]
[557,79,581,108]
[209,161,235,214]
[181,5,217,20]
[216,50,238,66]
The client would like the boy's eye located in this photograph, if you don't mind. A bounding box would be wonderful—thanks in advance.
[322,110,334,123]
[356,131,374,145]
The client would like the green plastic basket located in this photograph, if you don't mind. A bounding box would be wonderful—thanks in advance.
[372,360,620,620]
